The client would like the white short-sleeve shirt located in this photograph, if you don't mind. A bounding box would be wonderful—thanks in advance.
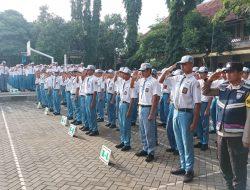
[120,79,136,103]
[170,73,201,109]
[84,75,98,94]
[138,76,161,106]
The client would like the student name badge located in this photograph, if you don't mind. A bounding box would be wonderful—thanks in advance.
[61,116,68,126]
[68,124,77,137]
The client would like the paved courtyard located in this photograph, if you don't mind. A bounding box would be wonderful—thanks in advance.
[0,100,249,190]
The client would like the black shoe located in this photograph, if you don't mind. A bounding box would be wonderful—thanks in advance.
[183,171,194,183]
[89,131,99,136]
[71,120,77,124]
[121,146,131,151]
[115,143,124,149]
[79,126,85,130]
[74,121,82,125]
[109,125,116,129]
[116,128,120,131]
[85,131,92,135]
[53,113,60,116]
[173,150,179,156]
[156,141,159,146]
[158,123,166,127]
[209,130,216,134]
[97,118,104,122]
[67,116,73,120]
[135,150,148,157]
[166,148,175,152]
[194,142,202,148]
[49,108,53,112]
[81,127,89,132]
[145,154,154,162]
[201,144,208,151]
[171,168,186,175]
[105,123,111,127]
[131,122,136,126]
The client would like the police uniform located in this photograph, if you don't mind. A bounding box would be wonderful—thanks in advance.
[203,62,250,190]
[136,63,161,161]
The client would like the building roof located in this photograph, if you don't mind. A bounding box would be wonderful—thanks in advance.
[197,0,237,21]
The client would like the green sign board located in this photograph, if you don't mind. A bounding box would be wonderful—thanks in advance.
[68,124,77,137]
[99,145,112,165]
[61,116,68,126]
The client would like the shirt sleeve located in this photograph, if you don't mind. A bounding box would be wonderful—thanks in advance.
[152,80,161,96]
[192,80,201,104]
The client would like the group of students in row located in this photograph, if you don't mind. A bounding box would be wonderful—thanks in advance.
[24,56,250,187]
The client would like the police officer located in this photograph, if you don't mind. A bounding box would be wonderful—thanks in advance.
[194,66,212,151]
[84,65,99,136]
[115,67,135,151]
[203,62,250,190]
[160,55,201,182]
[132,63,161,162]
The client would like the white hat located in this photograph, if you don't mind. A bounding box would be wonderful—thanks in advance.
[178,55,194,64]
[86,65,96,70]
[107,69,115,74]
[243,67,250,73]
[198,66,208,73]
[95,69,104,73]
[138,63,152,71]
[119,67,125,72]
[192,67,199,72]
[122,67,131,75]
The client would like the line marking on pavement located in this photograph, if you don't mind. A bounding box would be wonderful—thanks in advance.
[1,107,27,190]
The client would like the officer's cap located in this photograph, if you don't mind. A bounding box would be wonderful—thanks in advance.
[86,65,96,71]
[243,67,250,73]
[122,67,132,75]
[224,62,243,72]
[216,68,222,72]
[139,63,152,71]
[198,66,208,73]
[177,55,194,65]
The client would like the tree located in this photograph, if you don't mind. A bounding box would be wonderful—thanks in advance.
[182,10,232,54]
[71,0,83,20]
[0,10,31,65]
[97,14,126,69]
[33,7,70,64]
[123,0,142,57]
[165,0,196,65]
[90,0,102,65]
[128,21,168,69]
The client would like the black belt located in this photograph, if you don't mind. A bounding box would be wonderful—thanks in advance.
[176,108,193,113]
[86,93,93,96]
[71,94,76,95]
[122,101,129,104]
[139,104,151,107]
[108,93,113,95]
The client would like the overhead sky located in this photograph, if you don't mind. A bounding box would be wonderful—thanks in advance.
[0,0,169,33]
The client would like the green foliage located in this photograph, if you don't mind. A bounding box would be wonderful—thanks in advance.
[123,0,142,57]
[127,22,168,69]
[97,14,126,69]
[0,10,31,65]
[165,0,196,65]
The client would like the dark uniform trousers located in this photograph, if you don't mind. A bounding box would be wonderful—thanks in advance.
[217,135,249,190]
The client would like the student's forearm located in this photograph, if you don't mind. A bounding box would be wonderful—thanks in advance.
[150,95,160,116]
